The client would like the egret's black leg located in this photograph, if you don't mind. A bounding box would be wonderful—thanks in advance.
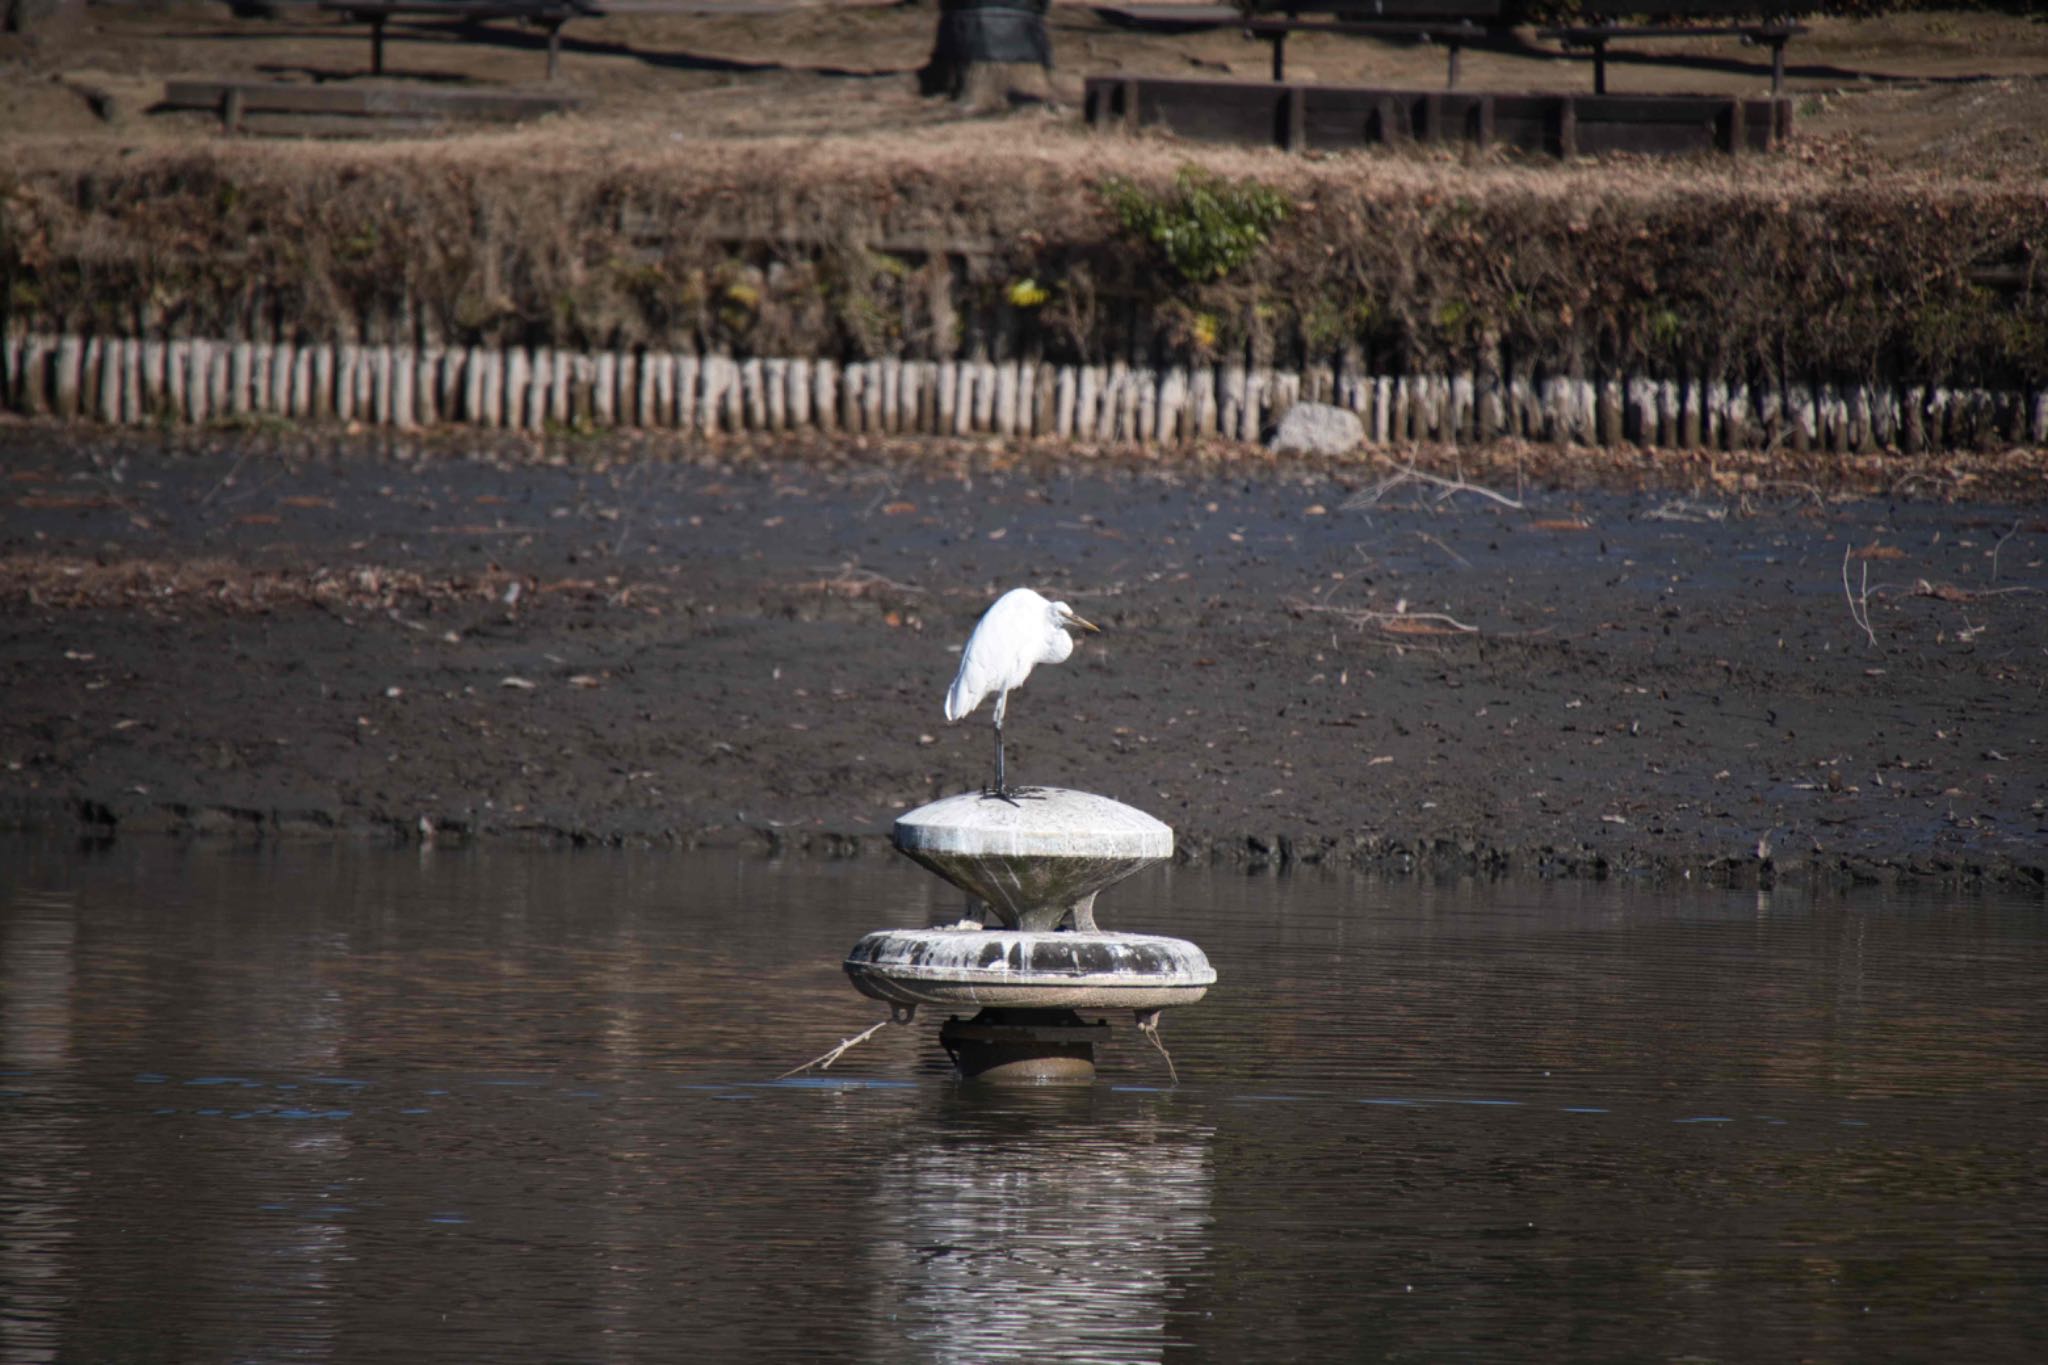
[984,720,1021,804]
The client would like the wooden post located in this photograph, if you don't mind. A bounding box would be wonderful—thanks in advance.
[505,347,530,430]
[1282,85,1305,152]
[1558,97,1578,159]
[765,357,788,431]
[1374,94,1402,145]
[1723,98,1745,156]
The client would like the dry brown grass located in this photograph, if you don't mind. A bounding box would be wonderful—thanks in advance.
[5,6,2046,390]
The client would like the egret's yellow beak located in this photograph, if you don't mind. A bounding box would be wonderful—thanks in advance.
[1068,613,1100,633]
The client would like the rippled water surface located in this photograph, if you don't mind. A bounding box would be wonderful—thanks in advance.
[4,839,2045,1363]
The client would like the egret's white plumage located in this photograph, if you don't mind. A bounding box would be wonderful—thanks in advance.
[944,587,1098,794]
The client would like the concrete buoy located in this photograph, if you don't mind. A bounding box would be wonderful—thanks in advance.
[842,787,1213,1084]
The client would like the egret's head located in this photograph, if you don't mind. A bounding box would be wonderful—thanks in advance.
[1051,601,1100,634]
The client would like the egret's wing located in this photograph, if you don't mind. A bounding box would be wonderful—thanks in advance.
[944,590,1037,721]
[944,647,992,721]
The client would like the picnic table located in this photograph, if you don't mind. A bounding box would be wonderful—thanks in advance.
[1537,2,1810,96]
[1237,3,1502,88]
[317,1,591,81]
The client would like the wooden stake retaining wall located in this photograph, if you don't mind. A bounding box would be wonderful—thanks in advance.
[5,333,2045,453]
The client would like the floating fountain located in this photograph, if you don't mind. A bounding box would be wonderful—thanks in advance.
[844,787,1216,1083]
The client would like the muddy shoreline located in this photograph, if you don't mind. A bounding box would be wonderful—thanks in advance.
[2,423,2043,890]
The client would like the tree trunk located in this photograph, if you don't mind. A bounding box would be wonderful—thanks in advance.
[920,0,1056,109]
[5,0,84,33]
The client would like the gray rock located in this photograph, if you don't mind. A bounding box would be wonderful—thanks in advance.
[1270,400,1364,455]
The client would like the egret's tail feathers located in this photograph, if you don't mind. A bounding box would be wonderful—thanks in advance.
[943,675,980,723]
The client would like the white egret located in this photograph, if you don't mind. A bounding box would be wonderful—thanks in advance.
[944,587,1099,797]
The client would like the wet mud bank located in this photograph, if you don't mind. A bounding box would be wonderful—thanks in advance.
[2,424,2044,891]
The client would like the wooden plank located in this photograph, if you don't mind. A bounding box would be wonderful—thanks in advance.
[1129,77,1293,145]
[1573,94,1740,122]
[1300,86,1413,147]
[1082,77,1791,158]
[161,80,582,121]
[1484,94,1562,153]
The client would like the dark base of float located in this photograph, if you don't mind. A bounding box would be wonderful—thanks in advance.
[940,1008,1111,1084]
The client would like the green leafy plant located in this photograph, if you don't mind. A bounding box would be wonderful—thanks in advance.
[1005,277,1050,308]
[1100,167,1291,286]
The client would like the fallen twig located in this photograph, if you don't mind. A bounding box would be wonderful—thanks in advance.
[1758,479,1826,506]
[1842,545,1878,649]
[1295,599,1480,635]
[1414,530,1471,567]
[1908,579,2041,603]
[804,561,924,598]
[1343,460,1526,512]
[1643,498,1728,524]
[1990,518,2021,585]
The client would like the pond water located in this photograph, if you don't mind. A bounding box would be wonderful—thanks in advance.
[3,839,2044,1363]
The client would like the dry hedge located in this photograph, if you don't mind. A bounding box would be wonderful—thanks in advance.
[3,144,2042,391]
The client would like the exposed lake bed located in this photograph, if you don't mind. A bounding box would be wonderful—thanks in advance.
[2,426,2042,887]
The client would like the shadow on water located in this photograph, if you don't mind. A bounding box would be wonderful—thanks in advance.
[3,838,2045,1362]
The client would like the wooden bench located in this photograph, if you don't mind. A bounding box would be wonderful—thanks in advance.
[1537,3,1809,96]
[317,1,590,81]
[1240,3,1503,90]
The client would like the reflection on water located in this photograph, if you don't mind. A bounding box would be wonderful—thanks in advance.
[862,1089,1213,1364]
[2,839,2044,1363]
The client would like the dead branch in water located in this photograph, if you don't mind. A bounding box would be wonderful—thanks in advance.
[1343,461,1526,513]
[775,1014,901,1081]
